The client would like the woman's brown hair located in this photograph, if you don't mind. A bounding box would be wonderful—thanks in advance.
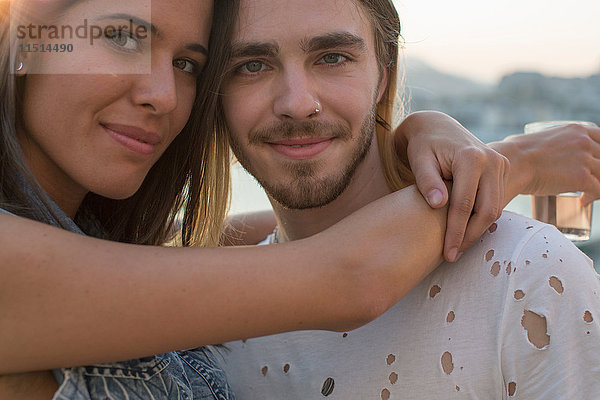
[0,0,237,247]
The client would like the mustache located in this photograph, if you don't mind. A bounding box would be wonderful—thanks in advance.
[249,120,352,144]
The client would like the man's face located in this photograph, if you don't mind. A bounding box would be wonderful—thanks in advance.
[222,0,387,209]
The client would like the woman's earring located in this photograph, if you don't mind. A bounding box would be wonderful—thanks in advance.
[16,61,23,72]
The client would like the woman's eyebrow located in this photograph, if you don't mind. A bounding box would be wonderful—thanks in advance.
[99,13,156,35]
[98,13,208,55]
[300,32,367,53]
[185,43,208,56]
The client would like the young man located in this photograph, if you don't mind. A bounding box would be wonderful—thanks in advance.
[216,0,600,398]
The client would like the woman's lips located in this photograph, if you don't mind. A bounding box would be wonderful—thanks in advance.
[101,123,160,156]
[268,137,333,159]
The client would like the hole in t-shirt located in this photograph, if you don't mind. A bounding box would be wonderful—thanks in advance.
[386,354,396,365]
[525,260,531,265]
[584,310,594,323]
[526,225,533,229]
[283,363,290,373]
[508,381,517,396]
[389,372,398,384]
[486,249,495,262]
[488,223,498,233]
[261,366,268,376]
[456,386,460,392]
[542,253,548,259]
[429,285,441,298]
[506,262,512,275]
[514,290,525,300]
[441,351,454,375]
[549,276,564,294]
[381,388,390,400]
[521,310,550,349]
[446,311,455,323]
[490,262,501,277]
[342,333,348,338]
[321,377,335,396]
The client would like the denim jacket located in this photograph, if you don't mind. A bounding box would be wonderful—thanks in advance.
[53,349,234,400]
[1,203,235,400]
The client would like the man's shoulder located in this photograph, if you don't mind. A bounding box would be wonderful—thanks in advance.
[257,233,274,246]
[458,210,592,272]
[425,211,595,305]
[481,211,593,277]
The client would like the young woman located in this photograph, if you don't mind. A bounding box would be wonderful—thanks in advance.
[2,0,599,398]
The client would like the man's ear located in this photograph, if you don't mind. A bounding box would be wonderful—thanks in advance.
[376,66,389,104]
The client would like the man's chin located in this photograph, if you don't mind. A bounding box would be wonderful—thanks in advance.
[264,178,349,210]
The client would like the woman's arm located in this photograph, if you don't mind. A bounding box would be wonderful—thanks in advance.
[0,185,446,374]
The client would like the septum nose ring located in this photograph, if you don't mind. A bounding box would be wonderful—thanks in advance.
[311,100,321,115]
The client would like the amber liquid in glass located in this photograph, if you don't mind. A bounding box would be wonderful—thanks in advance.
[531,193,592,241]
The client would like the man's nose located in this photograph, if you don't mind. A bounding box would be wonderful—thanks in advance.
[273,68,321,120]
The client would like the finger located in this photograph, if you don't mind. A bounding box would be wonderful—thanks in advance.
[409,150,449,208]
[571,126,600,158]
[585,126,600,144]
[581,158,600,205]
[460,172,502,254]
[581,177,600,206]
[443,167,481,262]
[586,128,600,158]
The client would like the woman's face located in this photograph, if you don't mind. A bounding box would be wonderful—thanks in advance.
[18,0,213,216]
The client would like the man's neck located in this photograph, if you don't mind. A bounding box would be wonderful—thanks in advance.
[271,139,391,242]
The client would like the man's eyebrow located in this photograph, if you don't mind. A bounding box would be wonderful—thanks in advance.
[301,32,367,53]
[230,42,279,59]
[98,14,208,56]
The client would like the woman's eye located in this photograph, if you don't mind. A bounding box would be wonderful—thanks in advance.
[318,53,347,64]
[239,61,267,74]
[173,59,198,75]
[105,29,139,51]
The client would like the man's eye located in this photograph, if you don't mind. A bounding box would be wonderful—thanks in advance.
[239,61,267,73]
[319,54,347,64]
[105,29,139,51]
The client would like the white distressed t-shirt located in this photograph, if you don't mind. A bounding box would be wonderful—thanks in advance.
[218,212,600,399]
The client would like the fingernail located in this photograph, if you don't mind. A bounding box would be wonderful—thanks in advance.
[427,189,443,207]
[447,247,458,262]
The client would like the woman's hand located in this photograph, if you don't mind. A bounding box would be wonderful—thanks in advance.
[395,111,509,262]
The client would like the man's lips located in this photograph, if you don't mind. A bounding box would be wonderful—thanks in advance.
[101,123,161,156]
[267,137,333,159]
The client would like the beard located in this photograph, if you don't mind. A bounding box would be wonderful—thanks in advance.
[229,106,377,210]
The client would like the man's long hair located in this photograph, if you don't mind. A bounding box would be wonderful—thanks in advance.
[360,0,415,191]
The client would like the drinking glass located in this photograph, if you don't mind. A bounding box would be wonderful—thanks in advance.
[524,121,597,241]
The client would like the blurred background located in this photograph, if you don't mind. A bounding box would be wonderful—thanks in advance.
[229,0,600,266]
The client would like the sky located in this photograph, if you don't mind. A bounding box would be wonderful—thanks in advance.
[394,0,600,83]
